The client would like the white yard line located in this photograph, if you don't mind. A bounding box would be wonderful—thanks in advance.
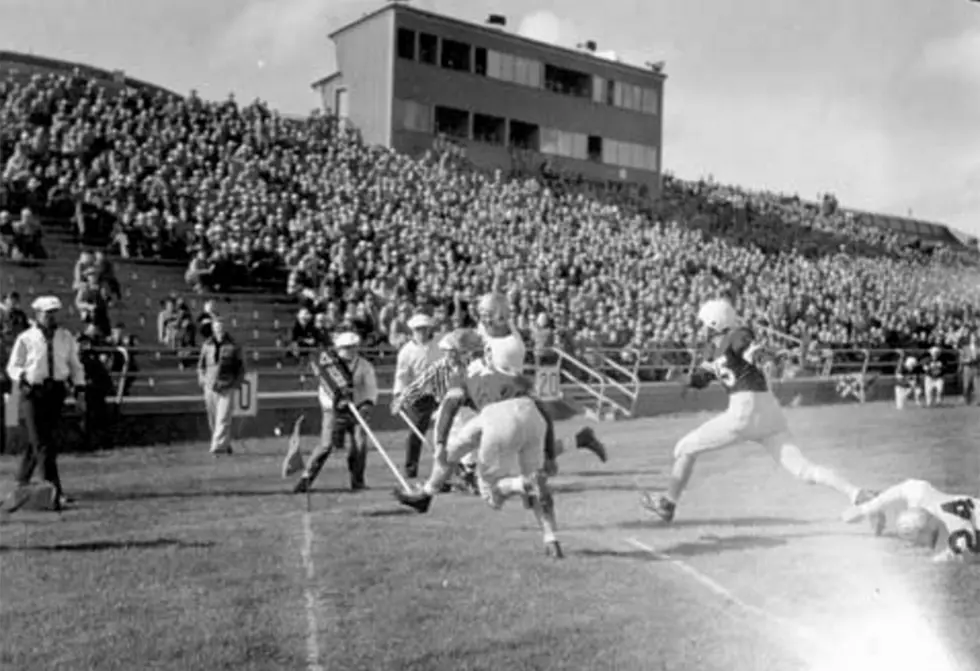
[623,536,826,658]
[299,511,325,671]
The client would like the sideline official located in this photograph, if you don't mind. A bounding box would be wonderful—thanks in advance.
[197,317,245,455]
[392,313,441,480]
[4,296,85,511]
[294,331,378,494]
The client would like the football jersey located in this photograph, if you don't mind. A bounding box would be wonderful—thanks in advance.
[923,357,943,380]
[895,361,919,388]
[903,480,979,556]
[465,359,523,411]
[699,327,769,394]
[856,480,980,557]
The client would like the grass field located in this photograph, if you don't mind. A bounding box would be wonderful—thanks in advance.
[1,401,979,671]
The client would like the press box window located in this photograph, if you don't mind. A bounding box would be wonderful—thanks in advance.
[474,47,487,76]
[396,28,416,60]
[441,38,471,72]
[419,33,438,65]
[434,105,470,140]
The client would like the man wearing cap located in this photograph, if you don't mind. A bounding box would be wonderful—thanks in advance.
[197,317,246,455]
[4,296,86,511]
[294,331,378,493]
[392,313,442,481]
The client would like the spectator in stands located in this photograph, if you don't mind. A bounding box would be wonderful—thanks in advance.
[185,250,216,294]
[10,208,45,260]
[75,269,111,336]
[531,313,557,366]
[0,291,29,347]
[157,296,178,347]
[73,250,96,292]
[289,307,319,361]
[105,322,138,397]
[0,211,13,258]
[92,250,120,300]
[77,326,114,450]
[197,300,218,342]
[387,303,413,351]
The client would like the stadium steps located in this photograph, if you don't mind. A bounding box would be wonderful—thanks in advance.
[7,217,299,350]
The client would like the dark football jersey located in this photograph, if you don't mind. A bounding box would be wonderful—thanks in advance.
[895,362,920,388]
[699,327,769,394]
[924,357,943,379]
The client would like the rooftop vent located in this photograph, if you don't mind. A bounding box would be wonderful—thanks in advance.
[486,14,507,28]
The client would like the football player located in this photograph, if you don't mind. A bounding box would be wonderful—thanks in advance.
[473,292,607,472]
[895,354,922,409]
[641,298,883,532]
[842,479,979,563]
[393,326,563,558]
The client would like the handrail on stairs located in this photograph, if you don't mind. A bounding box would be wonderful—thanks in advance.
[550,347,632,418]
[592,351,640,415]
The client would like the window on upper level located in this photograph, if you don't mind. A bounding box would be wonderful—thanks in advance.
[394,99,432,133]
[474,47,488,76]
[441,38,471,72]
[509,119,540,151]
[544,64,591,98]
[396,28,416,60]
[486,51,541,87]
[419,33,438,65]
[587,135,603,162]
[473,113,506,145]
[434,105,470,140]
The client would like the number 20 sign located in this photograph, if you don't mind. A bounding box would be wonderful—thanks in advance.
[535,367,562,402]
[233,372,259,417]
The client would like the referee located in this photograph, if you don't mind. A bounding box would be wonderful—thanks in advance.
[4,296,85,512]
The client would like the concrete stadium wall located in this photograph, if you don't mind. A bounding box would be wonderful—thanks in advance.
[0,375,910,455]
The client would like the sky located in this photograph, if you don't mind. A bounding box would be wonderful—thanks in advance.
[1,0,977,234]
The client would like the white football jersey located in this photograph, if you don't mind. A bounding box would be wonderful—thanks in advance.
[476,325,526,376]
[465,358,520,411]
[853,479,979,557]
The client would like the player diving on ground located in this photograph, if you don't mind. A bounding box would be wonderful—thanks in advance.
[641,298,883,531]
[391,325,565,558]
[842,479,979,563]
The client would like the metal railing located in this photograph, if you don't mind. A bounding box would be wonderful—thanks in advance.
[551,346,632,418]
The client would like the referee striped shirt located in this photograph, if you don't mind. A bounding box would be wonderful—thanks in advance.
[398,358,466,408]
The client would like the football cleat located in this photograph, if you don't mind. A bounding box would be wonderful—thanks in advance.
[545,540,564,559]
[575,427,608,463]
[640,492,676,523]
[854,489,886,536]
[394,488,433,514]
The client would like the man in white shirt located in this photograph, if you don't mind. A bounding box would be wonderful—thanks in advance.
[392,313,441,480]
[294,331,378,493]
[4,296,85,512]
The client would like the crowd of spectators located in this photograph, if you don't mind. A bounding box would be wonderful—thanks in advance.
[4,66,980,377]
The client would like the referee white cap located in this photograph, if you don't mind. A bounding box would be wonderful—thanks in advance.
[333,331,361,348]
[31,296,63,312]
[407,313,434,330]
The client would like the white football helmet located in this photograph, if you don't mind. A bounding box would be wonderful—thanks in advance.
[895,507,941,548]
[697,299,739,333]
[477,293,509,327]
[929,346,941,358]
[905,356,917,368]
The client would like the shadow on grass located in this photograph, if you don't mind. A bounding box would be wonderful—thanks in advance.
[73,488,349,502]
[567,468,662,478]
[554,482,644,494]
[360,508,416,518]
[1,538,215,553]
[618,516,811,530]
[572,534,787,560]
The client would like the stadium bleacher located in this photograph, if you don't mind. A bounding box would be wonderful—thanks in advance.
[3,54,979,401]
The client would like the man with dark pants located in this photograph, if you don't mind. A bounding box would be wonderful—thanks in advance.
[959,335,979,405]
[392,314,440,480]
[4,296,86,512]
[294,331,378,493]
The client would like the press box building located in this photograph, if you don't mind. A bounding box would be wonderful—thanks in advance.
[313,2,666,196]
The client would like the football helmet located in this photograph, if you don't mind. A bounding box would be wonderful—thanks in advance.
[905,356,917,368]
[895,507,941,548]
[697,298,739,333]
[477,292,510,328]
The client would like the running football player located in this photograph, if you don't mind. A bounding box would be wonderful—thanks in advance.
[842,479,979,563]
[393,327,563,557]
[472,292,607,471]
[641,298,883,531]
